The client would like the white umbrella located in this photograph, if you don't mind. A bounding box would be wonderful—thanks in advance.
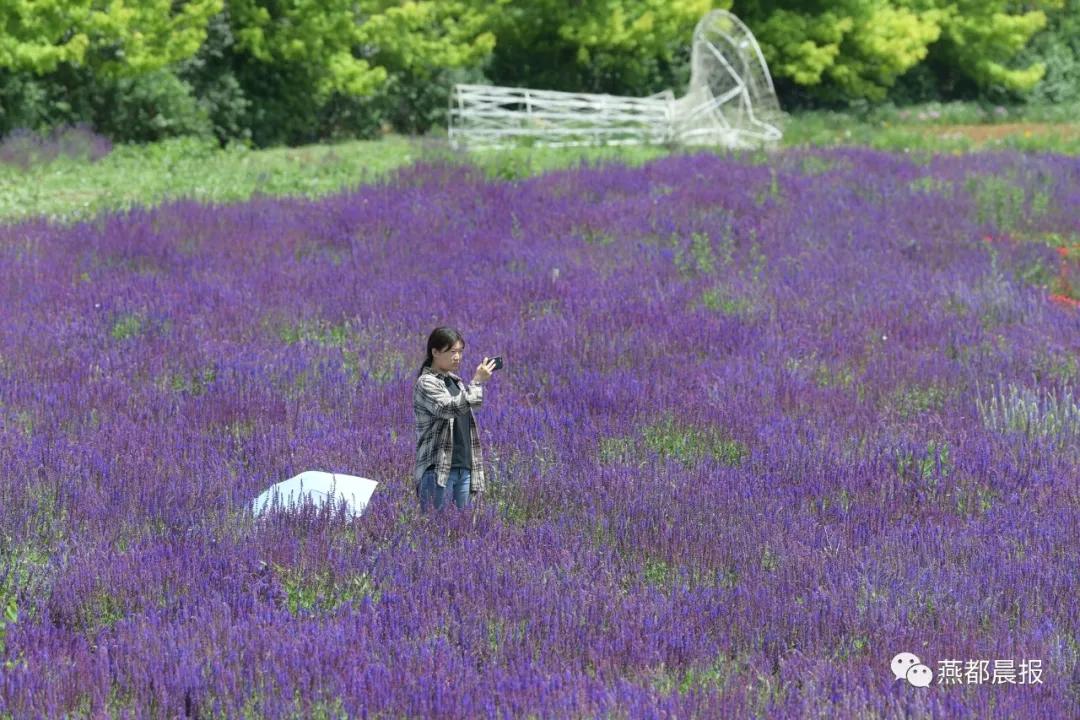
[252,471,378,519]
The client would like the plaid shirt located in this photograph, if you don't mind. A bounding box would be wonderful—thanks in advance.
[413,365,487,494]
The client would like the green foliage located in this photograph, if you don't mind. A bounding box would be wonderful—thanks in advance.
[0,0,223,76]
[927,0,1058,96]
[964,171,1042,231]
[759,543,780,572]
[0,62,213,142]
[363,350,407,385]
[79,588,127,634]
[200,691,349,720]
[0,135,414,223]
[600,417,748,470]
[780,101,1080,152]
[3,104,1079,225]
[699,287,753,317]
[0,0,497,146]
[642,412,748,468]
[740,0,1056,104]
[321,64,491,139]
[597,435,639,466]
[483,0,711,95]
[894,440,953,486]
[642,558,676,587]
[279,320,352,348]
[0,604,17,672]
[175,12,252,144]
[887,384,947,421]
[0,570,19,664]
[1017,0,1080,104]
[484,617,530,654]
[688,231,716,274]
[832,632,870,661]
[975,378,1080,442]
[163,365,218,396]
[816,488,854,516]
[813,362,856,390]
[274,563,381,615]
[221,0,496,144]
[1,2,1078,144]
[337,8,496,140]
[578,225,616,246]
[98,69,214,141]
[273,318,405,384]
[0,71,63,133]
[751,2,943,102]
[951,481,996,518]
[651,655,739,695]
[1033,346,1079,385]
[459,142,670,181]
[110,313,144,341]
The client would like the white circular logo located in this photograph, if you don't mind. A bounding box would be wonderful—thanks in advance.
[891,652,934,687]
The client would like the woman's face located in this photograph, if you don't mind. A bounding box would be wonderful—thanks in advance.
[432,340,464,373]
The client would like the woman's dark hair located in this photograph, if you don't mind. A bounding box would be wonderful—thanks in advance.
[417,326,465,378]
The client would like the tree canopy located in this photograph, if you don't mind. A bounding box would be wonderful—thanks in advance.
[0,0,223,76]
[0,0,1072,144]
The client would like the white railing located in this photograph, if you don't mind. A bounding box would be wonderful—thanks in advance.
[448,10,782,150]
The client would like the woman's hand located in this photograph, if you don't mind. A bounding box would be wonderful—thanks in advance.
[472,357,496,385]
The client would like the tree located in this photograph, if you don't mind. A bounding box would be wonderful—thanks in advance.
[0,0,223,76]
[227,0,495,102]
[736,0,1059,103]
[483,0,714,96]
[216,0,497,144]
[750,3,944,102]
[1017,0,1080,104]
[916,0,1060,96]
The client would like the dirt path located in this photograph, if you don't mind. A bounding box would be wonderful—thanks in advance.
[919,122,1080,142]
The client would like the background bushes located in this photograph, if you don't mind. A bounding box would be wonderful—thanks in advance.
[1015,0,1080,105]
[0,1,1076,148]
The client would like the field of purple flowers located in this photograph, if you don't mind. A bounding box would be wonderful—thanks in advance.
[1,147,1078,718]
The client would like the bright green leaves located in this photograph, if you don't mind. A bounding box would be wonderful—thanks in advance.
[746,0,1056,101]
[356,0,496,80]
[0,0,93,73]
[230,0,383,98]
[0,0,224,76]
[754,2,944,100]
[228,0,497,101]
[484,0,713,93]
[757,9,855,88]
[930,0,1058,92]
[827,5,944,100]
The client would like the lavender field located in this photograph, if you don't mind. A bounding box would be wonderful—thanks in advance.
[1,148,1078,718]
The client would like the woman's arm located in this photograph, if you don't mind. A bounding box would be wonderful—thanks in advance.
[416,374,482,420]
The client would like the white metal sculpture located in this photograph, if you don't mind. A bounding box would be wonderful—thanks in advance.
[448,10,782,150]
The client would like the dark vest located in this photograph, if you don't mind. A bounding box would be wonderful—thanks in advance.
[426,373,473,471]
[446,375,473,469]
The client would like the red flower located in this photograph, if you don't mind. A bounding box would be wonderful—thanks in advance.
[1049,294,1080,309]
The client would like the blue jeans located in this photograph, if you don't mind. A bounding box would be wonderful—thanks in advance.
[419,467,471,511]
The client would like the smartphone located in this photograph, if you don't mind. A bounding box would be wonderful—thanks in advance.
[490,356,504,371]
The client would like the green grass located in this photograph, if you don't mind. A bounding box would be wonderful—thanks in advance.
[274,563,382,615]
[2,101,1079,224]
[0,134,416,224]
[782,100,1080,154]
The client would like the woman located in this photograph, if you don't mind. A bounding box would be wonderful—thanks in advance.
[413,326,497,510]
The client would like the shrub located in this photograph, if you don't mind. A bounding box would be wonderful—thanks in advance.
[975,378,1080,442]
[87,69,213,143]
[0,124,112,169]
